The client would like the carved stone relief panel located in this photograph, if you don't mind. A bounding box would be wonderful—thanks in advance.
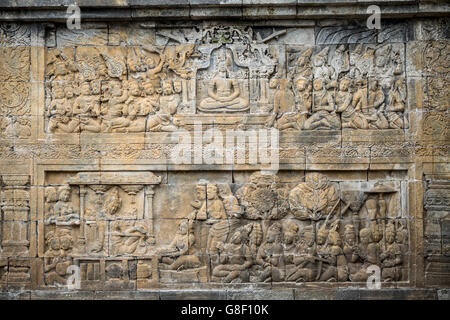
[35,169,410,288]
[40,23,416,135]
[0,13,447,299]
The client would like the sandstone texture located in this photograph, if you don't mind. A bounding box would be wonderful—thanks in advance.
[0,1,449,300]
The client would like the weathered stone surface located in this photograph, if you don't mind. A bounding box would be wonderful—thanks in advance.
[0,3,449,300]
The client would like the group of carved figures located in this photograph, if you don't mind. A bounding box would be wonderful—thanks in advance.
[168,174,408,283]
[46,79,183,133]
[268,76,408,131]
[39,172,408,285]
[43,30,411,133]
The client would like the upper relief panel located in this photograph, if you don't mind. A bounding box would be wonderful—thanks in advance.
[40,22,414,136]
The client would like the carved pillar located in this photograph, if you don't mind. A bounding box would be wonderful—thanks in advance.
[78,185,87,250]
[0,175,30,257]
[145,185,155,236]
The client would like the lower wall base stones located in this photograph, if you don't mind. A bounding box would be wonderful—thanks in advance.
[0,288,447,300]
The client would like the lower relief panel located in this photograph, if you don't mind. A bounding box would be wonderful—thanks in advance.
[33,170,411,290]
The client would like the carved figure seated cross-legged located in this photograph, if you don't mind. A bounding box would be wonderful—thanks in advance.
[198,60,249,113]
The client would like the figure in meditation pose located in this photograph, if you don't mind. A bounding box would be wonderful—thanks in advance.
[198,61,249,113]
[212,227,253,283]
[303,79,340,130]
[158,221,201,271]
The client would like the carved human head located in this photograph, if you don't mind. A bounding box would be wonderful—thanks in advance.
[129,81,141,96]
[64,86,74,99]
[283,222,299,245]
[195,184,206,200]
[396,227,406,244]
[269,78,279,89]
[143,82,155,95]
[371,223,383,243]
[207,184,218,200]
[58,229,73,251]
[178,221,189,235]
[266,222,282,243]
[339,78,351,91]
[217,58,228,77]
[58,185,71,202]
[45,187,58,203]
[173,80,182,94]
[313,47,328,67]
[80,82,91,95]
[53,86,65,99]
[360,228,372,245]
[386,222,396,244]
[217,184,232,198]
[46,231,59,251]
[344,224,356,246]
[145,56,156,68]
[303,226,315,247]
[230,229,243,244]
[328,230,342,247]
[313,79,323,91]
[317,227,329,245]
[296,78,309,92]
[162,80,174,95]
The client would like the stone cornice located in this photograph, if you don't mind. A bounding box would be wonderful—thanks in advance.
[0,0,448,21]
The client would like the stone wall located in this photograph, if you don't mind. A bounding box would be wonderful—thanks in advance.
[0,1,449,299]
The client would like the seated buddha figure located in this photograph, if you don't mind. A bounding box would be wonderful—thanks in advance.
[198,61,249,113]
